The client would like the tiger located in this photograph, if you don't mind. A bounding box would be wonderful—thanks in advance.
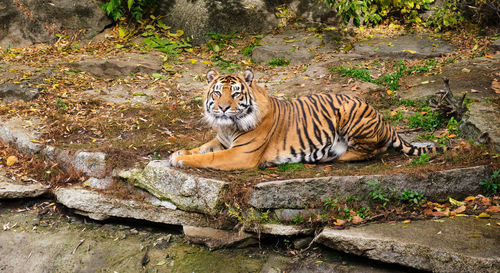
[169,69,445,170]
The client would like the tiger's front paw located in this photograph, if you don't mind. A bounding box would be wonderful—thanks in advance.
[168,150,185,168]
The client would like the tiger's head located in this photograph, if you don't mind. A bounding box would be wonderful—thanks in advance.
[203,70,261,131]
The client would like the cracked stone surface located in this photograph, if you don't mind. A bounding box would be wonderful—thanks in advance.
[317,216,500,273]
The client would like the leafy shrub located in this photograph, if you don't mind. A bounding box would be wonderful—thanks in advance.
[101,0,158,22]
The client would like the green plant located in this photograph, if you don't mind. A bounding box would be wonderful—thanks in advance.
[411,153,430,165]
[152,152,161,160]
[141,32,191,55]
[207,31,239,53]
[400,190,425,206]
[408,107,443,131]
[226,204,271,227]
[366,180,391,206]
[446,117,460,135]
[332,60,407,90]
[292,215,304,224]
[479,169,499,196]
[56,99,67,111]
[387,109,404,124]
[268,57,290,67]
[212,56,240,73]
[101,0,157,21]
[277,162,305,172]
[323,198,339,210]
[241,35,263,57]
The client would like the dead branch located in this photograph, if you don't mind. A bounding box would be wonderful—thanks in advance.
[428,77,468,120]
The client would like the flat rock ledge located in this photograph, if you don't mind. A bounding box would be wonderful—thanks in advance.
[249,165,492,209]
[317,216,500,273]
[53,186,212,228]
[0,180,49,199]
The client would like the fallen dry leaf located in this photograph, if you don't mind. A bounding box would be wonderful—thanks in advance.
[333,219,346,226]
[486,206,500,213]
[492,80,500,94]
[352,215,365,224]
[452,205,466,214]
[6,156,17,167]
[476,212,491,219]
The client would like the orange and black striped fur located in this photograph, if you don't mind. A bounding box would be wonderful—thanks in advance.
[169,70,444,170]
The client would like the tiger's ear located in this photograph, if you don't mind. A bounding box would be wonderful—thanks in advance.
[244,69,254,85]
[206,70,218,83]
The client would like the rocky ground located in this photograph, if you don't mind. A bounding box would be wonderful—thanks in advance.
[1,23,499,272]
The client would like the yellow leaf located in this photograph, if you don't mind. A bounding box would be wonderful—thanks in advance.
[421,80,430,84]
[403,219,411,224]
[201,60,212,64]
[465,196,476,202]
[456,214,468,217]
[476,212,491,219]
[188,59,198,64]
[497,222,500,226]
[402,49,416,54]
[461,68,471,73]
[6,156,17,167]
[449,197,465,206]
[386,89,393,95]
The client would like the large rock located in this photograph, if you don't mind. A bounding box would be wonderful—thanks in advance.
[249,165,492,209]
[54,186,212,227]
[317,216,500,272]
[0,82,40,103]
[118,161,229,215]
[156,0,336,45]
[0,0,111,48]
[66,53,164,78]
[0,118,42,155]
[461,102,500,152]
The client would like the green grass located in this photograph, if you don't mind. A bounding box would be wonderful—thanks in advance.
[410,153,430,165]
[268,57,290,67]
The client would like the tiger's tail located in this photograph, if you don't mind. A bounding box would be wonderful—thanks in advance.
[390,129,447,156]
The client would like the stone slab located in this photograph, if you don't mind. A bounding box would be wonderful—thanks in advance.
[120,161,229,215]
[249,165,492,209]
[183,225,256,249]
[353,34,454,59]
[0,180,49,199]
[66,53,163,78]
[54,186,212,228]
[317,216,500,273]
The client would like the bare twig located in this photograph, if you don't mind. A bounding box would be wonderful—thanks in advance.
[72,239,85,254]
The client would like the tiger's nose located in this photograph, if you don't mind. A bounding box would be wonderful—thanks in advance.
[219,104,230,112]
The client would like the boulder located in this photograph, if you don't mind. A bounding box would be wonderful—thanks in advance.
[0,0,111,48]
[156,0,336,45]
[74,151,107,178]
[118,161,229,215]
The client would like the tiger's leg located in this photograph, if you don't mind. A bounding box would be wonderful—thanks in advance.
[172,138,224,156]
[336,150,373,162]
[169,148,261,170]
[337,147,388,162]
